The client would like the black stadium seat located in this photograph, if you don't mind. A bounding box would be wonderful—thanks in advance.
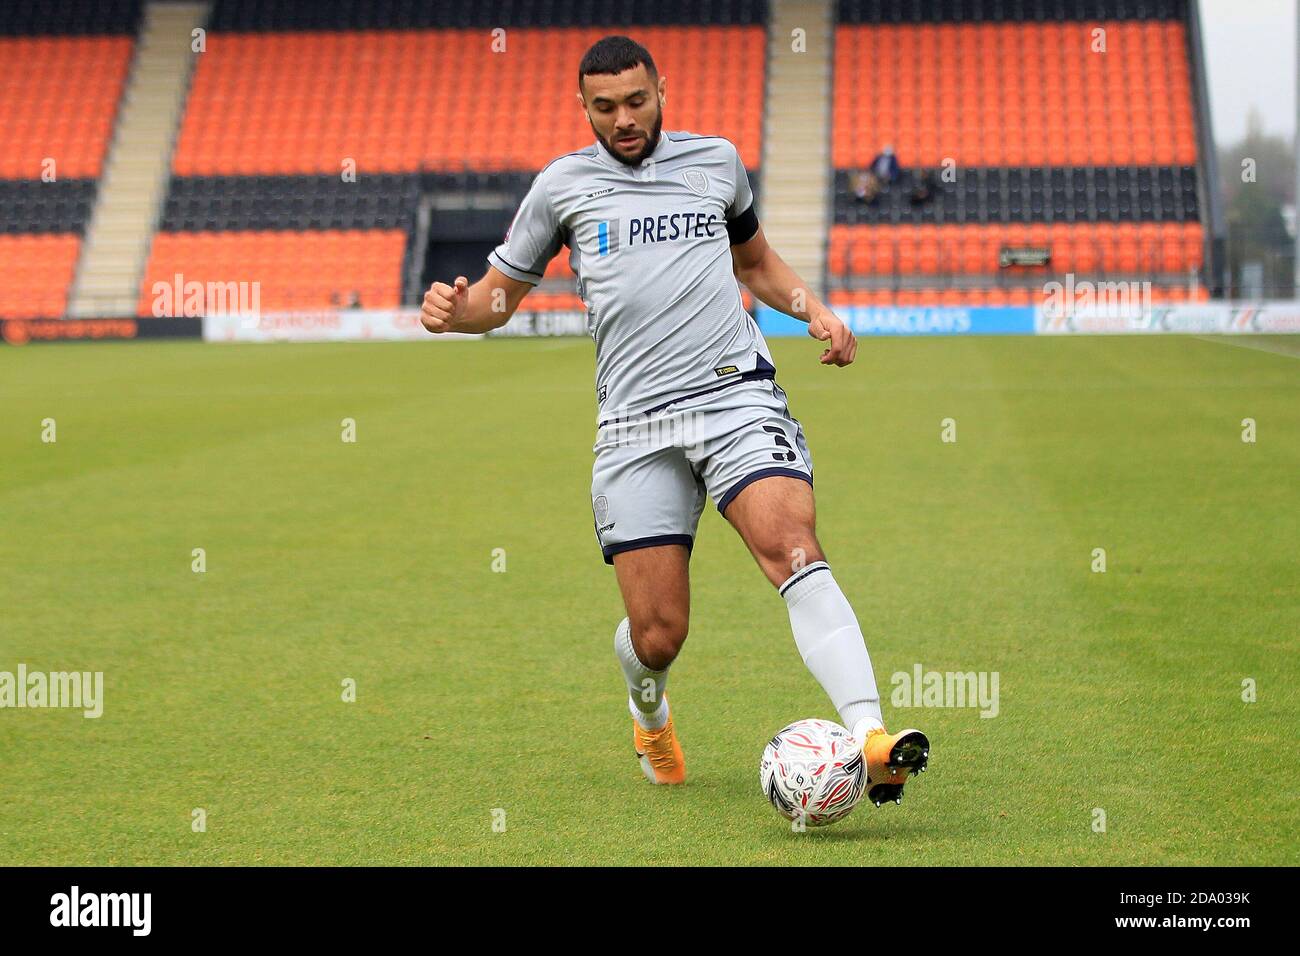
[207,0,769,31]
[0,0,141,35]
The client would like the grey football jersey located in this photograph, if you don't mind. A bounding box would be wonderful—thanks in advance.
[488,132,775,423]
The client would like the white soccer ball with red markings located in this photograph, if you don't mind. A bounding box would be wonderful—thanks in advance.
[760,718,866,826]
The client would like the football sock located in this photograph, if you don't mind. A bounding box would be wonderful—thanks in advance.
[614,616,669,730]
[780,562,885,739]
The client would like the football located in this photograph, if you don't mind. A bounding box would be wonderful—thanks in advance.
[760,718,867,827]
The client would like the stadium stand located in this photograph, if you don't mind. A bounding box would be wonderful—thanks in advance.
[828,0,1215,305]
[142,230,407,313]
[1,0,1223,320]
[139,0,768,315]
[0,2,138,318]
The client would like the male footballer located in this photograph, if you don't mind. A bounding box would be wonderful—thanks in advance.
[420,36,929,807]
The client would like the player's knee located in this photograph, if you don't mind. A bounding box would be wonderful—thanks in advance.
[632,613,688,670]
[759,536,824,578]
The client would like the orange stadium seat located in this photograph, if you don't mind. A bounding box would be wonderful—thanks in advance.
[523,291,586,312]
[827,282,1206,309]
[544,255,576,280]
[171,26,765,177]
[160,22,765,313]
[828,223,1205,278]
[0,36,133,179]
[833,21,1196,169]
[137,231,407,315]
[0,235,81,319]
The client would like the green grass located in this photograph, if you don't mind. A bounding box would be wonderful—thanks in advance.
[1,334,1296,865]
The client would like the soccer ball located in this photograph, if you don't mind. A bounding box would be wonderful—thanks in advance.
[760,718,866,827]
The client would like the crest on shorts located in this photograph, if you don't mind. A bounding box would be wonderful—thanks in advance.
[682,168,708,195]
[593,495,610,526]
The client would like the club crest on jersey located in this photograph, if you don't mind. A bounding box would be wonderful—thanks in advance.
[682,168,709,195]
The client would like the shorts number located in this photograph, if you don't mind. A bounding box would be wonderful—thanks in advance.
[763,425,796,463]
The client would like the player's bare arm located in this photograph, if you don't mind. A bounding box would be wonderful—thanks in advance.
[731,225,857,367]
[419,265,532,334]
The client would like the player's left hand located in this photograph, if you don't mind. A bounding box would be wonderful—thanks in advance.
[808,309,856,366]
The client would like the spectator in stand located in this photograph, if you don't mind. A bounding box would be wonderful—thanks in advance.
[851,169,882,204]
[870,145,901,185]
[909,170,934,205]
[853,145,903,205]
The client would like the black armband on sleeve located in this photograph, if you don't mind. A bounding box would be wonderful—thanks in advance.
[726,204,759,246]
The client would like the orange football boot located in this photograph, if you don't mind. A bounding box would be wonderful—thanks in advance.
[632,695,686,785]
[862,726,929,807]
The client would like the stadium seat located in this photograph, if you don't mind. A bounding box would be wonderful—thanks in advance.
[0,234,80,319]
[137,230,407,315]
[158,14,765,311]
[0,19,133,318]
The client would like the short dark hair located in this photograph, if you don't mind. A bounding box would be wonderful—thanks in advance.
[578,35,657,92]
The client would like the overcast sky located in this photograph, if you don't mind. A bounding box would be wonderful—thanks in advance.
[1201,0,1295,146]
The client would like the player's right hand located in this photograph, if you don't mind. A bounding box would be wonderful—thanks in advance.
[420,276,469,333]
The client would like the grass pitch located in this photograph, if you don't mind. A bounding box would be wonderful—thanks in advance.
[1,334,1296,865]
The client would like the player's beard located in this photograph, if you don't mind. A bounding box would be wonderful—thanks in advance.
[594,106,663,167]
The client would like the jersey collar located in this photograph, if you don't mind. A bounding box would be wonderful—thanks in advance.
[594,130,674,171]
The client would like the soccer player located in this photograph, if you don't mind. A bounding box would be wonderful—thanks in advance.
[420,36,929,807]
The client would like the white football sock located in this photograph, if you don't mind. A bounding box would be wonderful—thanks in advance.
[614,617,669,730]
[780,562,884,739]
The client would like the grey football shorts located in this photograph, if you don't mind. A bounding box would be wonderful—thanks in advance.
[590,377,813,565]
